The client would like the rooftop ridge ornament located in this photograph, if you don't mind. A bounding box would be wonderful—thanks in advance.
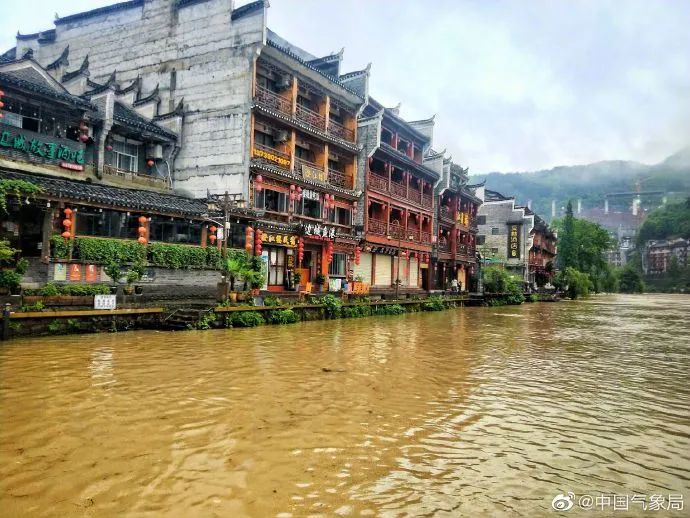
[46,45,69,71]
[62,54,89,82]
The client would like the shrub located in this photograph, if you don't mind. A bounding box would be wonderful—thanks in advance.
[191,311,217,330]
[263,296,282,307]
[422,295,445,311]
[375,303,405,316]
[0,269,22,289]
[50,235,71,259]
[321,294,342,318]
[206,246,223,269]
[555,267,593,299]
[483,266,525,304]
[227,311,265,327]
[31,283,111,296]
[74,237,146,264]
[342,304,371,318]
[265,309,299,324]
[149,242,207,269]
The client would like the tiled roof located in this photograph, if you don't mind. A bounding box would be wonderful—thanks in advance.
[0,69,95,110]
[0,47,16,63]
[114,102,177,140]
[266,34,364,101]
[55,1,144,25]
[231,0,265,20]
[0,169,207,216]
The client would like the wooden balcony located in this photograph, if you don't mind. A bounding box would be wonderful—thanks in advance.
[327,168,349,188]
[252,143,291,170]
[438,241,451,253]
[419,231,432,245]
[440,206,455,222]
[296,103,326,131]
[368,218,387,236]
[368,172,389,192]
[390,180,406,198]
[254,85,292,116]
[328,119,354,142]
[367,172,434,211]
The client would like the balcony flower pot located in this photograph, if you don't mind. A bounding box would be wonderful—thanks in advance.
[123,285,135,296]
[228,291,238,303]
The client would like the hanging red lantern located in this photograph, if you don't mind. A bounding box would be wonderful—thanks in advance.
[147,159,155,168]
[64,208,73,217]
[138,236,147,245]
[138,226,147,236]
[138,216,147,225]
[106,144,113,152]
[209,234,217,244]
[62,219,72,228]
[255,229,263,255]
[255,175,264,192]
[61,231,71,239]
[209,225,217,233]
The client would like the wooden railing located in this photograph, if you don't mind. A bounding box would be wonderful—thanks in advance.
[368,219,387,236]
[421,194,433,209]
[419,231,432,245]
[327,168,348,188]
[390,180,406,198]
[440,206,454,221]
[388,223,408,240]
[407,187,422,205]
[328,119,354,141]
[438,240,451,253]
[368,172,389,192]
[296,103,326,130]
[294,156,323,175]
[254,85,292,115]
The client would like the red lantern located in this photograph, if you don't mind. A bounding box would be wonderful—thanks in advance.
[62,219,72,228]
[61,231,71,239]
[138,216,147,225]
[64,208,73,217]
[209,234,217,244]
[147,159,155,168]
[138,236,147,245]
[209,226,217,233]
[255,175,264,192]
[106,144,113,152]
[138,226,147,236]
[401,250,407,258]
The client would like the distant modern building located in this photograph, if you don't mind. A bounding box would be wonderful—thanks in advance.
[642,238,689,275]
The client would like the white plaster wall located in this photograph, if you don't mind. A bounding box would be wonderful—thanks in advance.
[29,0,265,199]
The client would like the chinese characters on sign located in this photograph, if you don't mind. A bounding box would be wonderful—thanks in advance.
[263,232,298,247]
[252,146,290,167]
[94,295,117,310]
[551,492,683,512]
[301,163,327,183]
[303,223,336,240]
[0,128,85,166]
[507,223,521,259]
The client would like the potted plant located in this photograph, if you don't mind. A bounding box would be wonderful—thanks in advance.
[292,271,302,291]
[123,258,146,296]
[0,241,26,295]
[223,250,250,302]
[315,272,326,292]
[104,261,122,294]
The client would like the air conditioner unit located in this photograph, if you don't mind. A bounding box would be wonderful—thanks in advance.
[274,130,289,143]
[146,143,163,160]
[275,74,292,91]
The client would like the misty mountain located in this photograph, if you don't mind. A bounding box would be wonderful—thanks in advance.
[471,148,690,220]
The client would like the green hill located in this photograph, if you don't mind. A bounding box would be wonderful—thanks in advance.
[472,148,690,220]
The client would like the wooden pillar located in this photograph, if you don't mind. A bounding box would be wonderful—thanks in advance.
[386,203,391,235]
[201,225,208,248]
[291,76,298,117]
[324,95,331,133]
[405,171,409,198]
[290,129,297,173]
[323,143,329,177]
[386,162,391,189]
[41,207,56,263]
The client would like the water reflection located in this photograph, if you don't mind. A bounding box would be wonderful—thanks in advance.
[1,295,688,517]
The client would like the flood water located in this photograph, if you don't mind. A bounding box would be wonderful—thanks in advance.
[1,294,689,517]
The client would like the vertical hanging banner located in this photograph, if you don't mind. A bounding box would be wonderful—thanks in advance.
[85,264,98,282]
[507,223,521,259]
[54,263,67,281]
[69,263,82,281]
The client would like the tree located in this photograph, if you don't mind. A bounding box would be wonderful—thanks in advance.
[619,265,644,293]
[555,267,593,299]
[0,179,41,213]
[557,200,576,270]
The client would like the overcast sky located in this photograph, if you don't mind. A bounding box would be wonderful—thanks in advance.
[2,0,689,173]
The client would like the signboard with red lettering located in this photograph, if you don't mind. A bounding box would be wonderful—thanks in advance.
[69,263,82,281]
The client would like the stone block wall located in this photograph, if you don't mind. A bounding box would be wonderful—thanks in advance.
[25,0,266,199]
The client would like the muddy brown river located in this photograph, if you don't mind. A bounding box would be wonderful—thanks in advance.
[1,294,689,517]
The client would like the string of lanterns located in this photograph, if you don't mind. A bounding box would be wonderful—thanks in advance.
[137,216,148,244]
[61,208,73,239]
